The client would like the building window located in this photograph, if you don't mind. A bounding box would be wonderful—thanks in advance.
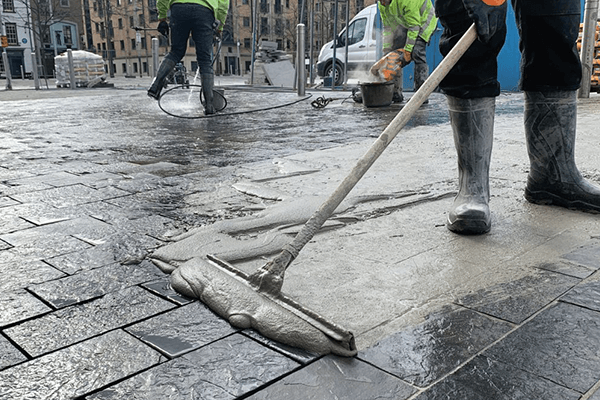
[122,63,127,73]
[120,40,125,50]
[131,38,136,49]
[243,17,250,27]
[2,0,15,12]
[5,23,17,45]
[95,22,100,33]
[63,26,73,45]
[138,14,145,26]
[129,16,134,27]
[118,18,123,29]
[60,0,69,6]
[260,17,269,35]
[141,37,146,49]
[242,0,248,4]
[148,0,158,22]
[143,62,148,73]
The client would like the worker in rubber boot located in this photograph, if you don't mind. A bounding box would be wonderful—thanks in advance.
[377,0,438,102]
[148,0,228,115]
[436,0,600,235]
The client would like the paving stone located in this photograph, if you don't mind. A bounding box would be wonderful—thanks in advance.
[0,334,27,370]
[141,278,194,305]
[0,256,66,291]
[125,301,237,358]
[10,184,129,208]
[589,388,600,400]
[455,268,579,324]
[4,286,175,357]
[359,306,513,387]
[0,196,19,208]
[0,330,163,399]
[0,289,52,327]
[111,214,182,241]
[536,259,596,279]
[561,241,600,270]
[0,240,10,250]
[8,171,87,188]
[88,334,299,400]
[561,277,600,312]
[246,355,416,400]
[0,213,35,235]
[4,233,92,259]
[29,261,166,308]
[0,180,53,196]
[44,244,126,274]
[484,302,600,393]
[242,329,320,365]
[0,216,115,246]
[414,355,580,400]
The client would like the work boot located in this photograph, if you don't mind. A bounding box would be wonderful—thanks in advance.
[148,58,176,100]
[201,73,215,115]
[447,96,495,234]
[414,63,429,104]
[392,68,404,103]
[524,91,600,212]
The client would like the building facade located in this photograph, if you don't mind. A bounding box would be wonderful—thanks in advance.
[1,0,36,77]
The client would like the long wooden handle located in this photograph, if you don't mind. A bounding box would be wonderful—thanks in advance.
[259,24,478,281]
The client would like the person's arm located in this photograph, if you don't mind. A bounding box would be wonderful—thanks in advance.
[157,0,171,20]
[215,0,229,29]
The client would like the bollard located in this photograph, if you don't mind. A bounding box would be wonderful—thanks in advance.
[152,38,160,77]
[67,49,76,89]
[31,53,40,90]
[296,24,306,96]
[2,51,12,90]
[579,0,599,98]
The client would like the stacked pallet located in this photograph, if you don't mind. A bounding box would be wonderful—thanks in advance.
[578,21,600,92]
[55,50,107,88]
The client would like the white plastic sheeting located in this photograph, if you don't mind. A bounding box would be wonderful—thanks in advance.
[55,50,107,87]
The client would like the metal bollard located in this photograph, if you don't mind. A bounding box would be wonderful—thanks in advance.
[579,0,599,98]
[67,49,76,90]
[31,53,40,90]
[152,38,160,77]
[296,24,306,96]
[2,51,12,90]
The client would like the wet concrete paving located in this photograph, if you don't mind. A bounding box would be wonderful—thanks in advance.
[2,76,600,399]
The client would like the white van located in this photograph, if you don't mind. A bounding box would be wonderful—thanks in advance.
[316,4,381,86]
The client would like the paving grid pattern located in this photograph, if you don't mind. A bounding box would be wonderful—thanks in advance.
[2,78,600,399]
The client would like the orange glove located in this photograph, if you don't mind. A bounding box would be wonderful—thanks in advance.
[370,49,412,82]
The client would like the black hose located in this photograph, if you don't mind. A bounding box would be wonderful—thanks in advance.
[157,84,313,119]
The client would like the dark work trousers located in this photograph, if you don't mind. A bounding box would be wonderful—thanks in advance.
[165,3,215,75]
[434,0,582,98]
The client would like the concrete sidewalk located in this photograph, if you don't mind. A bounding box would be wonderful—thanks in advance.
[1,76,600,399]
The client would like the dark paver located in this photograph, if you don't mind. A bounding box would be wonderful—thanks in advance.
[0,334,27,370]
[29,261,166,308]
[561,241,600,270]
[561,276,600,312]
[246,355,416,400]
[537,259,596,279]
[0,257,66,292]
[359,306,513,387]
[87,334,299,400]
[455,268,579,324]
[141,278,194,305]
[0,289,51,327]
[484,302,600,393]
[414,355,580,400]
[4,286,175,357]
[0,330,163,399]
[125,301,237,358]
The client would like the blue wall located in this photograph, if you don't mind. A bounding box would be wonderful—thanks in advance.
[404,0,585,91]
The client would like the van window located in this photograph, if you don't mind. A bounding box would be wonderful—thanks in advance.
[337,17,367,47]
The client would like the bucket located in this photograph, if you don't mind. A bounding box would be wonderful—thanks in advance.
[360,81,394,108]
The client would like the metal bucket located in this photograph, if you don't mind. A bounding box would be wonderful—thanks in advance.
[360,81,394,108]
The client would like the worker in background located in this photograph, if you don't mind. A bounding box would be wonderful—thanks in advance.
[147,0,229,115]
[377,0,438,102]
[437,0,600,234]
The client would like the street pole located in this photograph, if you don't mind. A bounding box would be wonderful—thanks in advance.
[296,23,305,95]
[1,19,12,90]
[250,0,257,85]
[579,0,599,98]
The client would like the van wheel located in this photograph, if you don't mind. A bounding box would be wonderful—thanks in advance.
[325,62,344,86]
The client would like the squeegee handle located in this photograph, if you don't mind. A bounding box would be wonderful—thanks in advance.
[280,24,478,265]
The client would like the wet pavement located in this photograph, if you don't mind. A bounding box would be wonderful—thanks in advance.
[2,74,600,399]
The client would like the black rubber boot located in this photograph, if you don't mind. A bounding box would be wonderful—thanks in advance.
[524,91,600,212]
[447,96,495,234]
[148,58,176,100]
[392,68,403,103]
[201,73,215,115]
[414,63,429,104]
